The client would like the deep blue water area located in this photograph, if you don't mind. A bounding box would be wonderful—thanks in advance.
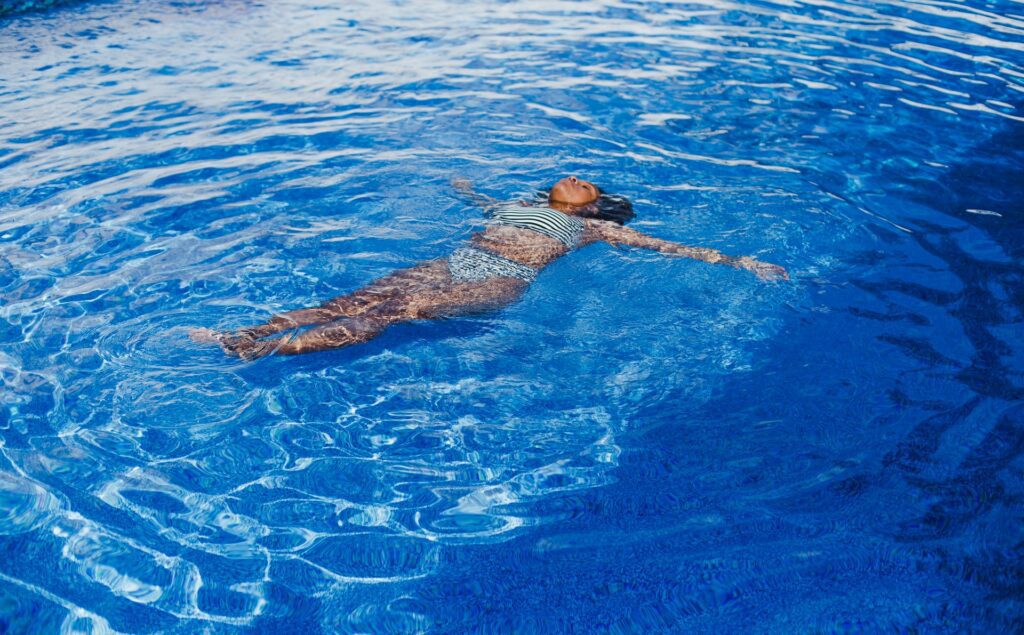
[1,0,1023,632]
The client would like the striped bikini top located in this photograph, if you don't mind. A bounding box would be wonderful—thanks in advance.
[486,205,585,248]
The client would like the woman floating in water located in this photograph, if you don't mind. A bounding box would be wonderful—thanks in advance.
[191,176,787,358]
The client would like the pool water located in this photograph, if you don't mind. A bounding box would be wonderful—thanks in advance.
[1,0,1022,632]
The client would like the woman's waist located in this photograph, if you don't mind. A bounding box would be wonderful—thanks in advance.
[466,234,564,268]
[448,245,539,283]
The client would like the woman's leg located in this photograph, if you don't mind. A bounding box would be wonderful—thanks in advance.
[198,260,453,347]
[230,276,528,358]
[231,314,392,359]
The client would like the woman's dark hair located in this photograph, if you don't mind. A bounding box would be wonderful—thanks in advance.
[535,186,636,225]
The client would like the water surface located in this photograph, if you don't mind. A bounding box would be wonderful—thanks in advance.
[1,0,1023,632]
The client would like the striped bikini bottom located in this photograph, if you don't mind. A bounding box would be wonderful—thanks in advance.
[447,246,537,284]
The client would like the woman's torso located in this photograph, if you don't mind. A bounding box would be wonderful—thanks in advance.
[468,204,587,269]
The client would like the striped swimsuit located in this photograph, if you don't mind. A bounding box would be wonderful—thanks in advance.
[448,205,585,283]
[487,205,585,248]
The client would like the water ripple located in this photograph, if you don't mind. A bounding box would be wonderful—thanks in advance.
[1,0,1022,631]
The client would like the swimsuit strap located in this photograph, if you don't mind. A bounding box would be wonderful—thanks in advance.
[488,205,584,248]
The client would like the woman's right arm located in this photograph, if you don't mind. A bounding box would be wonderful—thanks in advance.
[450,178,499,209]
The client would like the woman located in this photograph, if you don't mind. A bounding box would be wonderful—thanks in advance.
[191,176,788,358]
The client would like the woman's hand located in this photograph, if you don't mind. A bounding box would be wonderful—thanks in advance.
[735,256,789,281]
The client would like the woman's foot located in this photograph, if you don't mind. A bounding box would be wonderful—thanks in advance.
[225,337,279,360]
[189,328,275,359]
[188,327,223,344]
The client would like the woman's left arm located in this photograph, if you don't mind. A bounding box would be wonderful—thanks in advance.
[584,219,788,281]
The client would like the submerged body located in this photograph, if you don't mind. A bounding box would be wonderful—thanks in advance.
[192,177,787,358]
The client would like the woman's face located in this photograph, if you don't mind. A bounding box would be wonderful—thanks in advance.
[549,176,599,207]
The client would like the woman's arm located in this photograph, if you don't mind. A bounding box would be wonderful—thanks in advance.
[584,219,788,281]
[450,178,500,209]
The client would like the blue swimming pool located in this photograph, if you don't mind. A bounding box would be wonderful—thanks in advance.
[1,0,1022,632]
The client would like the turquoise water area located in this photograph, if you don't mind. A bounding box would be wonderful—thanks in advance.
[1,0,1023,632]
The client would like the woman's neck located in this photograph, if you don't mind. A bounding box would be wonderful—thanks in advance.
[547,200,575,214]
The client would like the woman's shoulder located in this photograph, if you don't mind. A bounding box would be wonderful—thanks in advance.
[486,201,542,218]
[489,202,568,216]
[488,200,539,211]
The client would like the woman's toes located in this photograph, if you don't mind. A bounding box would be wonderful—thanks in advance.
[189,327,221,344]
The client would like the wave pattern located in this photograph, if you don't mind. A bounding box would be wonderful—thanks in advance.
[1,0,1023,632]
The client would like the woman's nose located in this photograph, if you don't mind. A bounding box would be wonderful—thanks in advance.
[570,176,578,184]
